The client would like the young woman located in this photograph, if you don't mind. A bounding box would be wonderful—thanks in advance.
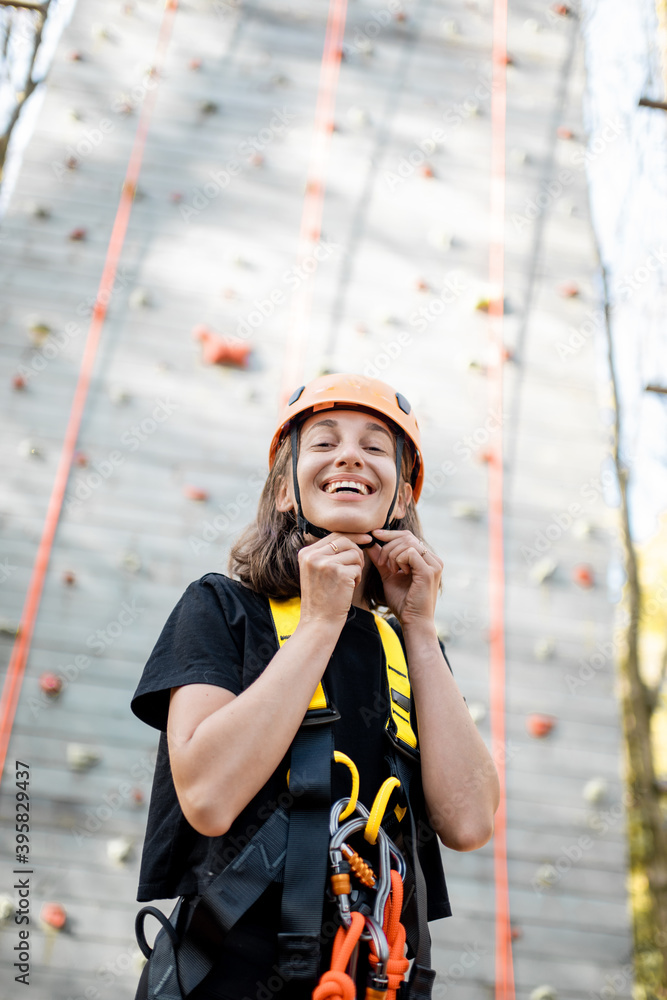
[132,373,499,1000]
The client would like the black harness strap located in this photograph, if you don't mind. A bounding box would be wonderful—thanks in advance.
[135,807,291,1000]
[278,723,334,984]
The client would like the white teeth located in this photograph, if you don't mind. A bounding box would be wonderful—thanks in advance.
[323,480,371,495]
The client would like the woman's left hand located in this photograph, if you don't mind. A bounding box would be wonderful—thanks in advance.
[366,529,443,626]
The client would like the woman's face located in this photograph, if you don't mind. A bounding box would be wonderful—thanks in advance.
[276,408,411,536]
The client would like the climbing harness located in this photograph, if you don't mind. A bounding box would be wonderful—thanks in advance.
[134,597,437,1000]
[268,373,424,545]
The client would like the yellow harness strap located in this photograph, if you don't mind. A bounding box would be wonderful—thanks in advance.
[268,596,418,753]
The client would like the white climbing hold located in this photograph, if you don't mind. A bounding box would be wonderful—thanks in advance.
[534,637,556,660]
[572,518,593,539]
[440,18,460,38]
[67,744,101,772]
[530,987,558,1000]
[109,385,130,404]
[18,439,42,458]
[583,778,608,804]
[107,836,135,865]
[449,502,483,521]
[121,551,142,573]
[0,894,14,923]
[524,18,541,31]
[427,227,453,250]
[533,864,558,890]
[530,557,557,584]
[467,702,487,724]
[346,106,370,129]
[509,148,528,168]
[129,288,151,308]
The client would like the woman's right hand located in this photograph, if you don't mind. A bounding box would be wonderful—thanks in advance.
[297,532,371,626]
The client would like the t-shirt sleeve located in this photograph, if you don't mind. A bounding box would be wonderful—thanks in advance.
[131,576,244,732]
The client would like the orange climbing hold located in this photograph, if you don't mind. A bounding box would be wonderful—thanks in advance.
[41,902,67,930]
[39,672,63,698]
[526,713,556,738]
[573,564,595,588]
[183,485,209,502]
[192,325,251,368]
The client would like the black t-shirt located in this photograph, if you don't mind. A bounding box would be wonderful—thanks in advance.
[131,574,451,999]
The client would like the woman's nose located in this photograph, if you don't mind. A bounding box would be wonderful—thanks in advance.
[334,440,363,466]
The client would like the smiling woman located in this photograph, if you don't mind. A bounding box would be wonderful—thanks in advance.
[131,373,499,1000]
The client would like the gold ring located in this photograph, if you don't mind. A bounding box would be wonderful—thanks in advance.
[329,541,339,553]
[420,546,427,557]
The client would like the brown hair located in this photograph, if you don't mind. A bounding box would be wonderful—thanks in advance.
[228,430,427,611]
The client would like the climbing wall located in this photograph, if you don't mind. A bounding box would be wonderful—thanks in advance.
[0,1,632,998]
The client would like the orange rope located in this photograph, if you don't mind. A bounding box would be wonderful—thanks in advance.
[369,870,409,1000]
[0,1,179,788]
[488,0,515,994]
[280,0,349,403]
[313,910,365,1000]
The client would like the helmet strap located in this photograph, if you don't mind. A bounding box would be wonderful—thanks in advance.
[289,423,406,544]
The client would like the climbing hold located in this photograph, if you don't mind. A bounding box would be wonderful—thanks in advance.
[109,385,130,404]
[449,501,483,520]
[249,152,264,166]
[130,787,145,805]
[572,518,592,540]
[18,439,42,458]
[40,902,67,931]
[65,155,78,170]
[121,551,142,573]
[67,50,84,61]
[189,57,202,70]
[67,743,101,771]
[534,637,556,661]
[62,570,76,586]
[509,148,528,168]
[0,619,20,636]
[107,836,134,865]
[557,126,575,140]
[346,106,369,129]
[529,557,557,585]
[394,9,407,21]
[510,926,523,941]
[129,288,151,309]
[526,714,556,738]
[440,18,460,37]
[501,53,515,66]
[467,702,487,724]
[573,564,595,588]
[583,778,608,804]
[415,279,430,292]
[467,358,488,374]
[558,282,579,298]
[0,894,14,923]
[200,100,218,115]
[502,346,515,362]
[12,374,27,390]
[533,864,558,889]
[524,18,540,32]
[192,325,251,367]
[477,449,494,465]
[530,988,558,1000]
[551,2,571,15]
[170,191,183,203]
[421,164,435,179]
[72,450,88,466]
[68,227,87,241]
[28,321,51,345]
[30,203,51,219]
[39,672,63,698]
[183,485,209,502]
[68,108,84,122]
[427,227,453,250]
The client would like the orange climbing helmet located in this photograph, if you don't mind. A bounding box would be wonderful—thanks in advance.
[270,373,424,502]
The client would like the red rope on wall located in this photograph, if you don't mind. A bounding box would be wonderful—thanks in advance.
[0,0,179,786]
[280,0,349,402]
[488,0,515,995]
